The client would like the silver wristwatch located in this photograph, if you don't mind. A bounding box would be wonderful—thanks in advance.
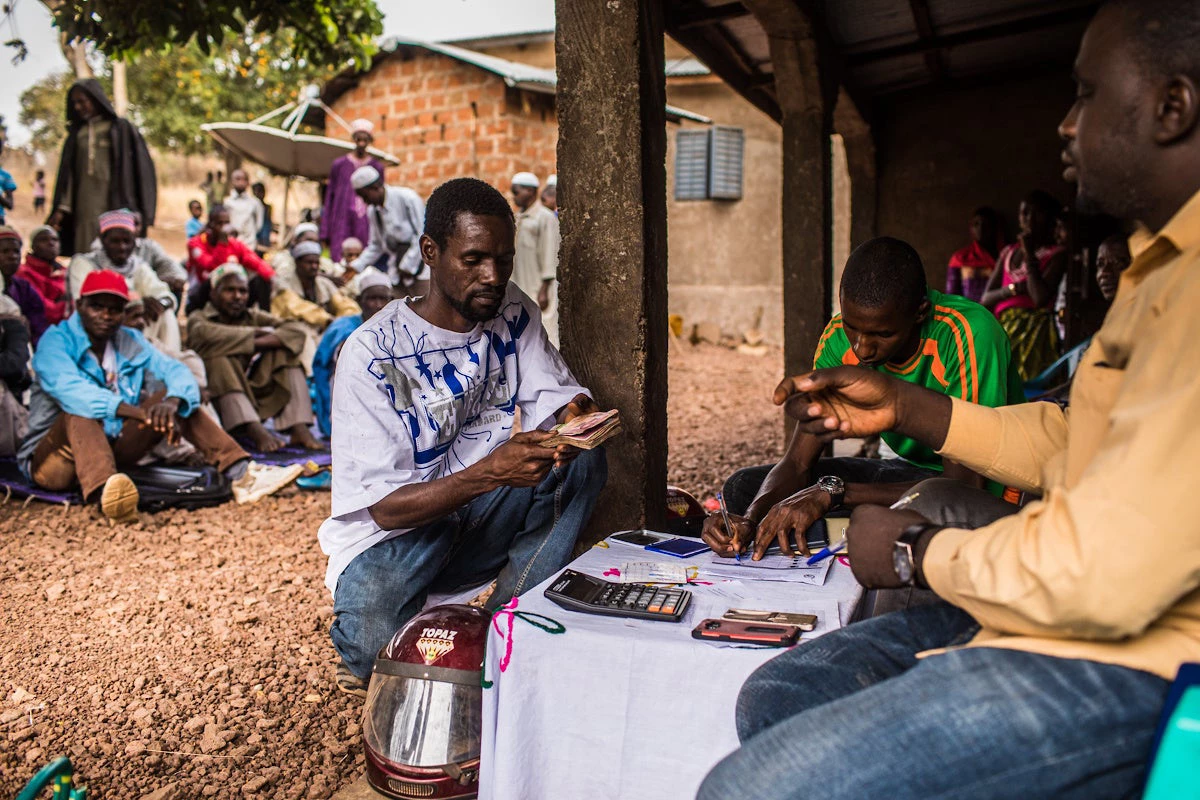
[815,475,845,509]
[893,523,939,586]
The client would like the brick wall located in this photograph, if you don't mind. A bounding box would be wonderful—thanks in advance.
[327,49,558,200]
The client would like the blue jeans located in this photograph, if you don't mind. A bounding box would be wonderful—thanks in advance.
[331,447,607,678]
[697,601,1168,800]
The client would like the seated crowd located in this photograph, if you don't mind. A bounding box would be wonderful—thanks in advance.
[0,195,392,518]
[3,4,1195,790]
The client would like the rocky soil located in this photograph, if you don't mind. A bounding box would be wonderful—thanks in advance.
[0,342,785,798]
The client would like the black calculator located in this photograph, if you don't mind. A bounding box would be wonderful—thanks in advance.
[544,570,692,622]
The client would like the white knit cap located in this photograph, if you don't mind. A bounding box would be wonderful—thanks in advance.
[350,118,374,136]
[351,165,382,190]
[291,222,319,239]
[545,174,557,187]
[357,269,392,292]
[291,240,323,259]
[511,172,540,188]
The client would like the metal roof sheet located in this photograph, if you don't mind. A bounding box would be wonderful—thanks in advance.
[323,38,713,125]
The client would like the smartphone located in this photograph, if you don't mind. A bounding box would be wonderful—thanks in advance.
[723,609,818,631]
[645,537,711,558]
[691,618,801,647]
[610,530,672,547]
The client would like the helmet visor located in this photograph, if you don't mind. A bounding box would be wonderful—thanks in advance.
[363,674,482,768]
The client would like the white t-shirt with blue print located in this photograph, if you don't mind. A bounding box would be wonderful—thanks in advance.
[317,282,589,595]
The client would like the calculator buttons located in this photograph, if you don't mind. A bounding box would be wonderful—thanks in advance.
[544,570,692,622]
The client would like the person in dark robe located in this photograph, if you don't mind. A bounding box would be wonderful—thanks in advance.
[320,119,385,263]
[47,79,157,256]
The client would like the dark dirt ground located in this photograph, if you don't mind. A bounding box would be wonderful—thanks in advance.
[0,342,787,798]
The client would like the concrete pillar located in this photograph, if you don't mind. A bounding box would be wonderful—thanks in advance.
[745,0,838,378]
[555,0,669,539]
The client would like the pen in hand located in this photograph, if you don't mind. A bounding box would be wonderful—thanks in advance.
[716,492,740,562]
[806,492,922,566]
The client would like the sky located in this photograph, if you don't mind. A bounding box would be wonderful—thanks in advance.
[0,0,555,147]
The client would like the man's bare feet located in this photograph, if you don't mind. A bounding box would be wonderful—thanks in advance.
[240,421,284,453]
[288,424,329,451]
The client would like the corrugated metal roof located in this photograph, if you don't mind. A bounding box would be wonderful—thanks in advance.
[382,36,558,93]
[323,38,713,125]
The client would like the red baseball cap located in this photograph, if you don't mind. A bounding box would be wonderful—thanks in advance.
[79,270,130,302]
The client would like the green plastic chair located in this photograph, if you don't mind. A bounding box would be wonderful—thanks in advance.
[1143,664,1200,799]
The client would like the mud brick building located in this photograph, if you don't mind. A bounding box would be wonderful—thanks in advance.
[320,31,815,346]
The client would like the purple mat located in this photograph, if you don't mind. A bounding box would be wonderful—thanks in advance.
[0,458,83,505]
[0,446,330,508]
[235,440,332,467]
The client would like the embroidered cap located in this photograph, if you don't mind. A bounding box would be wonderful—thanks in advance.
[79,269,130,302]
[351,165,382,191]
[210,262,249,288]
[0,225,20,243]
[98,209,138,235]
[350,118,375,136]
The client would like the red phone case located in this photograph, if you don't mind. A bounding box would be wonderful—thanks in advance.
[691,618,801,646]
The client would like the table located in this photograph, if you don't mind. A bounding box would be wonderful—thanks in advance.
[478,534,864,800]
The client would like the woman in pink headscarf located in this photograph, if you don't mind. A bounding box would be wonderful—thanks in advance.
[320,119,386,262]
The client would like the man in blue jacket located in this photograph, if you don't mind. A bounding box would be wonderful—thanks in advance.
[18,270,250,520]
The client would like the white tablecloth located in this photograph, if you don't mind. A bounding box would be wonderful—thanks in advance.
[478,535,864,800]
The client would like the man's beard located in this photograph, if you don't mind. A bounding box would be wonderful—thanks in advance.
[446,289,505,323]
[1073,110,1148,225]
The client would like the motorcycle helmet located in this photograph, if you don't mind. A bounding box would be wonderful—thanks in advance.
[363,604,490,799]
[664,485,706,537]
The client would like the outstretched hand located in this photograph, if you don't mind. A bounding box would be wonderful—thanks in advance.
[774,367,900,440]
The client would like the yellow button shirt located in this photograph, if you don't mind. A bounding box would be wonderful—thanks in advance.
[922,188,1200,680]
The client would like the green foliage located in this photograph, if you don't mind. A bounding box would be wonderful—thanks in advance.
[17,28,340,158]
[46,0,382,70]
[18,70,81,155]
[117,29,339,155]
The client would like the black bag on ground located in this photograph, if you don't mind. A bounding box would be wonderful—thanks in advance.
[125,464,232,511]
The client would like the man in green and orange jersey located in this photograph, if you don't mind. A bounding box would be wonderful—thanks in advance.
[703,236,1024,561]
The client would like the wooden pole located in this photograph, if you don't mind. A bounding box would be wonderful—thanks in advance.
[282,176,292,239]
[556,0,669,541]
[111,61,129,117]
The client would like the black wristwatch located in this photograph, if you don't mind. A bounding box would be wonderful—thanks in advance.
[815,475,845,510]
[893,523,941,586]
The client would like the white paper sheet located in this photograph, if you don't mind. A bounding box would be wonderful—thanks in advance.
[704,554,833,585]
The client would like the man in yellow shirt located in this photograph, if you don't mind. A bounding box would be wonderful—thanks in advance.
[699,2,1200,797]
